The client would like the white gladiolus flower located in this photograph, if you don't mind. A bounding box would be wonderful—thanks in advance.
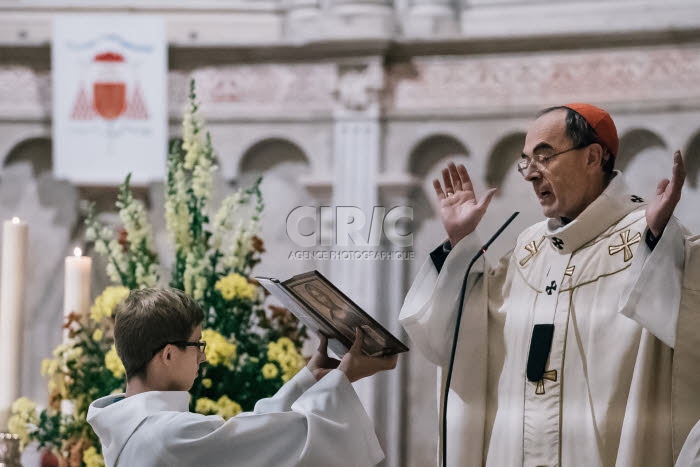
[192,161,213,200]
[85,227,97,241]
[100,226,114,240]
[165,157,193,252]
[105,262,121,284]
[119,199,154,254]
[183,250,208,298]
[94,240,109,256]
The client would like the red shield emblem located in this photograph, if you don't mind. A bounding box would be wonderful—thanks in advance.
[92,52,126,120]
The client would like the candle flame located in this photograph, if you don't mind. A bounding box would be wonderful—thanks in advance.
[12,217,20,224]
[74,247,82,257]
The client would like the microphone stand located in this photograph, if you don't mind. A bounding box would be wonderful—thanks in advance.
[442,212,519,467]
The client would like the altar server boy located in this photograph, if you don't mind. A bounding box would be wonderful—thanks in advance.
[88,287,396,467]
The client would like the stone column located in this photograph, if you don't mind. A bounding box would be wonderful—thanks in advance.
[403,0,458,37]
[377,174,419,467]
[330,57,387,457]
[299,175,334,278]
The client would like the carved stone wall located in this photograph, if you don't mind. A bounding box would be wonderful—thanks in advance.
[384,47,700,113]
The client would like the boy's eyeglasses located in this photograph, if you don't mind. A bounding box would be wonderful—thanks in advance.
[151,340,207,357]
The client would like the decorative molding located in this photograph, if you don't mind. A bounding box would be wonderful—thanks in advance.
[384,48,700,112]
[334,63,383,112]
[2,1,698,47]
[403,0,458,38]
[299,175,333,202]
[460,0,700,40]
[332,58,386,118]
[0,67,51,119]
[0,65,336,120]
[3,46,700,121]
[179,64,336,109]
[377,173,420,202]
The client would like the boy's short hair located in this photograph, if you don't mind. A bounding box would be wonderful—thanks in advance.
[113,288,204,379]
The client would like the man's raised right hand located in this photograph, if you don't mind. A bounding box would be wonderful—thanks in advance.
[432,161,496,247]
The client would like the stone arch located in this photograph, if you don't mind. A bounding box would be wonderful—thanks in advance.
[4,136,52,176]
[236,137,314,279]
[0,125,49,167]
[407,133,469,177]
[402,136,472,464]
[616,128,670,199]
[617,128,667,172]
[685,130,700,189]
[484,132,526,192]
[239,137,309,175]
[406,134,470,270]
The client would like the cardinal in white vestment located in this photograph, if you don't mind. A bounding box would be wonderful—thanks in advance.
[399,104,700,467]
[88,288,397,467]
[677,419,700,467]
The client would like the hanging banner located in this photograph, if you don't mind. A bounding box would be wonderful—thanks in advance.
[53,15,167,184]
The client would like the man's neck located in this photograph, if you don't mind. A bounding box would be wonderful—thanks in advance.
[125,376,164,397]
[558,172,614,225]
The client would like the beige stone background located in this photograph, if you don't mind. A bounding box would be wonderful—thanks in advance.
[1,1,700,465]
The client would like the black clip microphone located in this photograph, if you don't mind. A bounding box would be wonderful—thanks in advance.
[442,212,519,467]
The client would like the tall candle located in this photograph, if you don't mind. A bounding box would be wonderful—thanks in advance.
[63,247,91,341]
[0,217,28,429]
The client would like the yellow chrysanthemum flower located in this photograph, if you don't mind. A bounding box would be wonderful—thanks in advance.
[105,345,126,379]
[215,395,242,420]
[261,363,279,380]
[214,273,257,301]
[194,397,217,415]
[82,446,105,467]
[267,338,305,383]
[92,329,104,342]
[8,397,38,449]
[52,343,69,359]
[90,286,130,322]
[194,395,242,420]
[41,358,58,377]
[201,378,212,389]
[11,397,37,416]
[8,416,29,449]
[277,337,295,353]
[267,342,282,362]
[201,329,237,367]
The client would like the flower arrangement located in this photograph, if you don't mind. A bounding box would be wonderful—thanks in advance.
[8,81,307,467]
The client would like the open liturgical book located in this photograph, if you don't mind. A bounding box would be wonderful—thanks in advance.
[256,270,409,357]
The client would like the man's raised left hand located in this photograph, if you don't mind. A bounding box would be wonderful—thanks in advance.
[646,150,686,238]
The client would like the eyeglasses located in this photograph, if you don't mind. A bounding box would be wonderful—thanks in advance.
[517,145,584,176]
[151,340,207,357]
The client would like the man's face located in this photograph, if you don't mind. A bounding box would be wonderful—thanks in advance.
[169,324,206,391]
[521,110,598,220]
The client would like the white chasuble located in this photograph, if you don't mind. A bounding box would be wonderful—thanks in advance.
[400,173,700,467]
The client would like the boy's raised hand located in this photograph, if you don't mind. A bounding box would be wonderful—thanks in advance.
[307,334,340,381]
[338,329,398,383]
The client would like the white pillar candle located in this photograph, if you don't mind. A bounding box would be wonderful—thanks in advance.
[63,247,91,341]
[0,217,28,429]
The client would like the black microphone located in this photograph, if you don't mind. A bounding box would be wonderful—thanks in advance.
[442,212,519,467]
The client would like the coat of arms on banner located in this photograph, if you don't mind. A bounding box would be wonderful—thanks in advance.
[53,16,167,184]
[70,52,149,121]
